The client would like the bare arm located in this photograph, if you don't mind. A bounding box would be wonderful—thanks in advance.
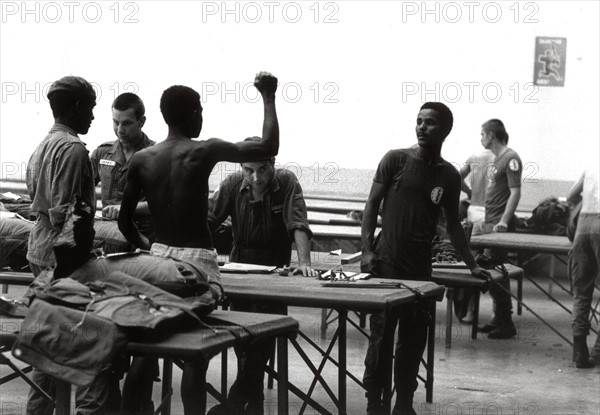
[101,201,150,220]
[291,230,319,277]
[494,186,521,232]
[567,172,584,206]
[118,155,150,250]
[444,181,490,280]
[361,182,386,273]
[206,72,279,163]
[460,163,472,199]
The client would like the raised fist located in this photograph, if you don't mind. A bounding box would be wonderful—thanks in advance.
[254,71,278,95]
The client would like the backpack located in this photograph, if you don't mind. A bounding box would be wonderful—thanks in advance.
[524,197,571,235]
[13,272,216,386]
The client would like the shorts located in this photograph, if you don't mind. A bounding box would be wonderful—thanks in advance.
[150,243,223,298]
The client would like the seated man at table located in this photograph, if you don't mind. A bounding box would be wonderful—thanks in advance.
[361,102,489,415]
[206,142,318,414]
[472,119,521,340]
[118,72,280,414]
[91,92,156,253]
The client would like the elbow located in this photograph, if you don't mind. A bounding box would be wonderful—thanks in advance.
[268,138,279,157]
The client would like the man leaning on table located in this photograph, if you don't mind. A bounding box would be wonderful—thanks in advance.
[206,141,318,414]
[90,92,155,252]
[361,102,490,415]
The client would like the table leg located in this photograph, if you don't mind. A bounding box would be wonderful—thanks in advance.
[161,359,173,415]
[445,288,454,349]
[277,336,289,415]
[381,311,397,415]
[548,255,556,295]
[471,290,480,340]
[338,309,347,415]
[221,349,228,398]
[321,308,328,340]
[54,379,70,415]
[426,302,436,403]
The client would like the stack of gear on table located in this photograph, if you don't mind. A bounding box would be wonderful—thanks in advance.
[517,197,571,236]
[9,197,222,390]
[1,194,35,271]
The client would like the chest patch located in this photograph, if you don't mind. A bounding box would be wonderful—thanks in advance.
[509,159,520,171]
[99,159,116,167]
[430,187,444,205]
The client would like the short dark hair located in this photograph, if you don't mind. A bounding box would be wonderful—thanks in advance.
[112,93,145,119]
[482,119,509,144]
[160,85,201,128]
[420,102,454,137]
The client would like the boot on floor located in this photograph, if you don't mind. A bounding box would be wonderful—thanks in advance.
[573,335,595,369]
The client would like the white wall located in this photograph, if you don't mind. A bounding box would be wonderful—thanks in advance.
[1,1,598,184]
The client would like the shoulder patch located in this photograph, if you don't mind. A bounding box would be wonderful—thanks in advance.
[509,159,520,171]
[431,187,444,205]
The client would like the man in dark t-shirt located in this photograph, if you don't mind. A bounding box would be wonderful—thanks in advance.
[361,103,489,415]
[473,119,522,340]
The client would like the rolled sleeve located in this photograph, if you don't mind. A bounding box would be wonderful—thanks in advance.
[208,182,232,229]
[282,176,312,239]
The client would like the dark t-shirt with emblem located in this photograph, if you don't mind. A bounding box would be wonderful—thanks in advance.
[484,148,522,225]
[373,147,461,280]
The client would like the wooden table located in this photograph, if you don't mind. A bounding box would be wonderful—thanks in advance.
[297,253,523,349]
[431,263,523,348]
[2,310,298,415]
[469,232,581,345]
[219,270,444,415]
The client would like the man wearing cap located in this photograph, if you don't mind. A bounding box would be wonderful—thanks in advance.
[91,92,155,252]
[26,76,120,414]
[206,144,317,415]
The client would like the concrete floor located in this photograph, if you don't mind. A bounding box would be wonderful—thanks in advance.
[1,275,599,415]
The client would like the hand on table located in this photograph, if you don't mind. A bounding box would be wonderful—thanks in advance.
[292,265,320,278]
[361,251,376,274]
[493,221,508,233]
[471,265,492,283]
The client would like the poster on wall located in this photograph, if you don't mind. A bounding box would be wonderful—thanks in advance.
[534,37,567,87]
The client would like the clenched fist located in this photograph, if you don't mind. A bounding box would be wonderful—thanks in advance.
[254,71,278,96]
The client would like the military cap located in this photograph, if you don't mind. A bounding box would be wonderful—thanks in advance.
[47,76,96,101]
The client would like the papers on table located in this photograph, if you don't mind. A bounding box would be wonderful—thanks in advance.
[320,270,371,281]
[219,262,277,274]
[1,192,21,201]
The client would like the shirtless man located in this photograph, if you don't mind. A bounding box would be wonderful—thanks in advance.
[118,72,279,414]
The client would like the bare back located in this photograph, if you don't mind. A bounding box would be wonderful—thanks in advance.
[119,72,279,251]
[131,139,220,248]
